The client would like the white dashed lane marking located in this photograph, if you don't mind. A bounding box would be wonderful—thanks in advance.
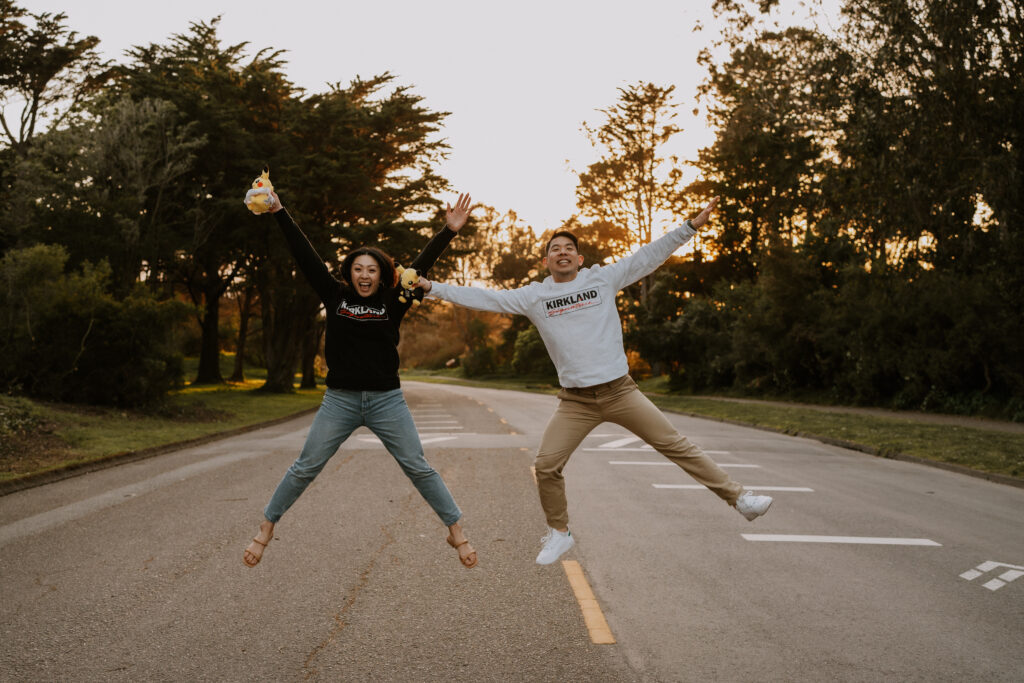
[742,534,941,546]
[610,460,759,468]
[654,484,814,492]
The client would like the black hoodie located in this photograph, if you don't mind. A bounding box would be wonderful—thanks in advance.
[273,209,455,391]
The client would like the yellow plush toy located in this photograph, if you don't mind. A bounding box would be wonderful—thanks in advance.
[244,167,275,214]
[395,265,423,305]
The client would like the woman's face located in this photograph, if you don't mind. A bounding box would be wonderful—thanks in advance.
[350,254,382,297]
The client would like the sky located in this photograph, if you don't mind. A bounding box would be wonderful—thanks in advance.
[19,1,823,232]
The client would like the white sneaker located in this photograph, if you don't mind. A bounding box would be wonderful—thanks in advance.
[535,528,575,565]
[735,491,773,521]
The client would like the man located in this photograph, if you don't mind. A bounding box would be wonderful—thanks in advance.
[419,197,772,565]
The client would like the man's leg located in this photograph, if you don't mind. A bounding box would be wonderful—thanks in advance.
[535,391,603,530]
[600,378,744,505]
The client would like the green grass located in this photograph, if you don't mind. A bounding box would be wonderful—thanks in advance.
[56,383,322,458]
[402,371,1024,480]
[640,394,1023,479]
[1,355,323,483]
[400,368,561,394]
[4,361,1021,484]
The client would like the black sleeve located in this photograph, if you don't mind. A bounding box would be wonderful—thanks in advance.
[408,226,457,274]
[273,209,338,303]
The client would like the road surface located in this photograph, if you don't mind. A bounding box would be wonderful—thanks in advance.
[1,381,1022,681]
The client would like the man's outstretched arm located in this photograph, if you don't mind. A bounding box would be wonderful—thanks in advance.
[418,278,532,316]
[603,196,720,291]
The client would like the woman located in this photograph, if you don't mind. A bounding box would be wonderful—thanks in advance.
[243,190,477,569]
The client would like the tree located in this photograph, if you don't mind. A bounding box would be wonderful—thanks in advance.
[690,25,836,281]
[0,1,106,157]
[827,0,1023,274]
[255,74,451,392]
[575,82,685,306]
[112,18,296,385]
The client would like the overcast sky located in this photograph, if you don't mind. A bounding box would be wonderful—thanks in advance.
[20,1,825,232]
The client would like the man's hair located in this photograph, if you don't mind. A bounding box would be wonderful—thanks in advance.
[340,246,397,290]
[544,230,579,255]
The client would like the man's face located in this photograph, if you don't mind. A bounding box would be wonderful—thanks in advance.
[543,236,584,281]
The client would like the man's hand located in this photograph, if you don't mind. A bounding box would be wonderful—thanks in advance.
[689,196,720,230]
[445,193,473,232]
[416,276,433,294]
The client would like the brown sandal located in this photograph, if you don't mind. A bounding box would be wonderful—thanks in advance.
[446,534,478,569]
[243,536,269,567]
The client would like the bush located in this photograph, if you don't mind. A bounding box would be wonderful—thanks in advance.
[0,244,192,406]
[512,325,556,378]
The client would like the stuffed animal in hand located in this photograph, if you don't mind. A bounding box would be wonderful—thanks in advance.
[395,265,424,305]
[244,167,275,214]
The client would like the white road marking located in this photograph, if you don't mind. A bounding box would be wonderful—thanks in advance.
[610,461,759,468]
[599,436,642,449]
[960,561,1024,591]
[414,420,460,424]
[742,534,941,546]
[357,436,458,445]
[585,447,736,454]
[654,484,813,491]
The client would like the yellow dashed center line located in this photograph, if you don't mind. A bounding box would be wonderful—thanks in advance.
[561,560,616,644]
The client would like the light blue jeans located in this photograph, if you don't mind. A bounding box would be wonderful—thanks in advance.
[263,388,462,526]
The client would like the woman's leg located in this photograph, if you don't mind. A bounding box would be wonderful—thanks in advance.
[368,389,476,567]
[263,389,363,522]
[366,389,462,526]
[245,390,361,567]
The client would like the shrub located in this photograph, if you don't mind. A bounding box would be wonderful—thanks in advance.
[512,325,556,378]
[1,244,191,406]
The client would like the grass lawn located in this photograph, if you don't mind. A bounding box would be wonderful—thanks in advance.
[0,355,323,484]
[3,363,1021,486]
[402,370,1024,481]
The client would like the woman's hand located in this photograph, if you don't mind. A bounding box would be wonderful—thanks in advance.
[445,193,473,232]
[416,277,432,294]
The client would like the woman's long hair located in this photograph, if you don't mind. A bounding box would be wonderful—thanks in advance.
[339,246,398,291]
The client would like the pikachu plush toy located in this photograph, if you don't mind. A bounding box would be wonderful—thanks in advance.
[244,167,275,214]
[395,265,424,306]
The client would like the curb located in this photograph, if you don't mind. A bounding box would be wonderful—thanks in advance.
[0,406,319,497]
[657,405,1024,490]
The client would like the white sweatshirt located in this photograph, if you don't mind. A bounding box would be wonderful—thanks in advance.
[430,221,697,388]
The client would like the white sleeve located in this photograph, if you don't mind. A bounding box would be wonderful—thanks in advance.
[601,221,697,291]
[430,282,532,316]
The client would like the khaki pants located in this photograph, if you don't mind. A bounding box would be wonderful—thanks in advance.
[535,375,744,529]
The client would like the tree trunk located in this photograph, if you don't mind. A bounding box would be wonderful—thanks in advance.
[258,280,319,394]
[228,287,254,382]
[300,318,323,389]
[193,289,224,384]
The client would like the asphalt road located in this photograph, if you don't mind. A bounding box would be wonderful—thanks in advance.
[1,381,1022,682]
